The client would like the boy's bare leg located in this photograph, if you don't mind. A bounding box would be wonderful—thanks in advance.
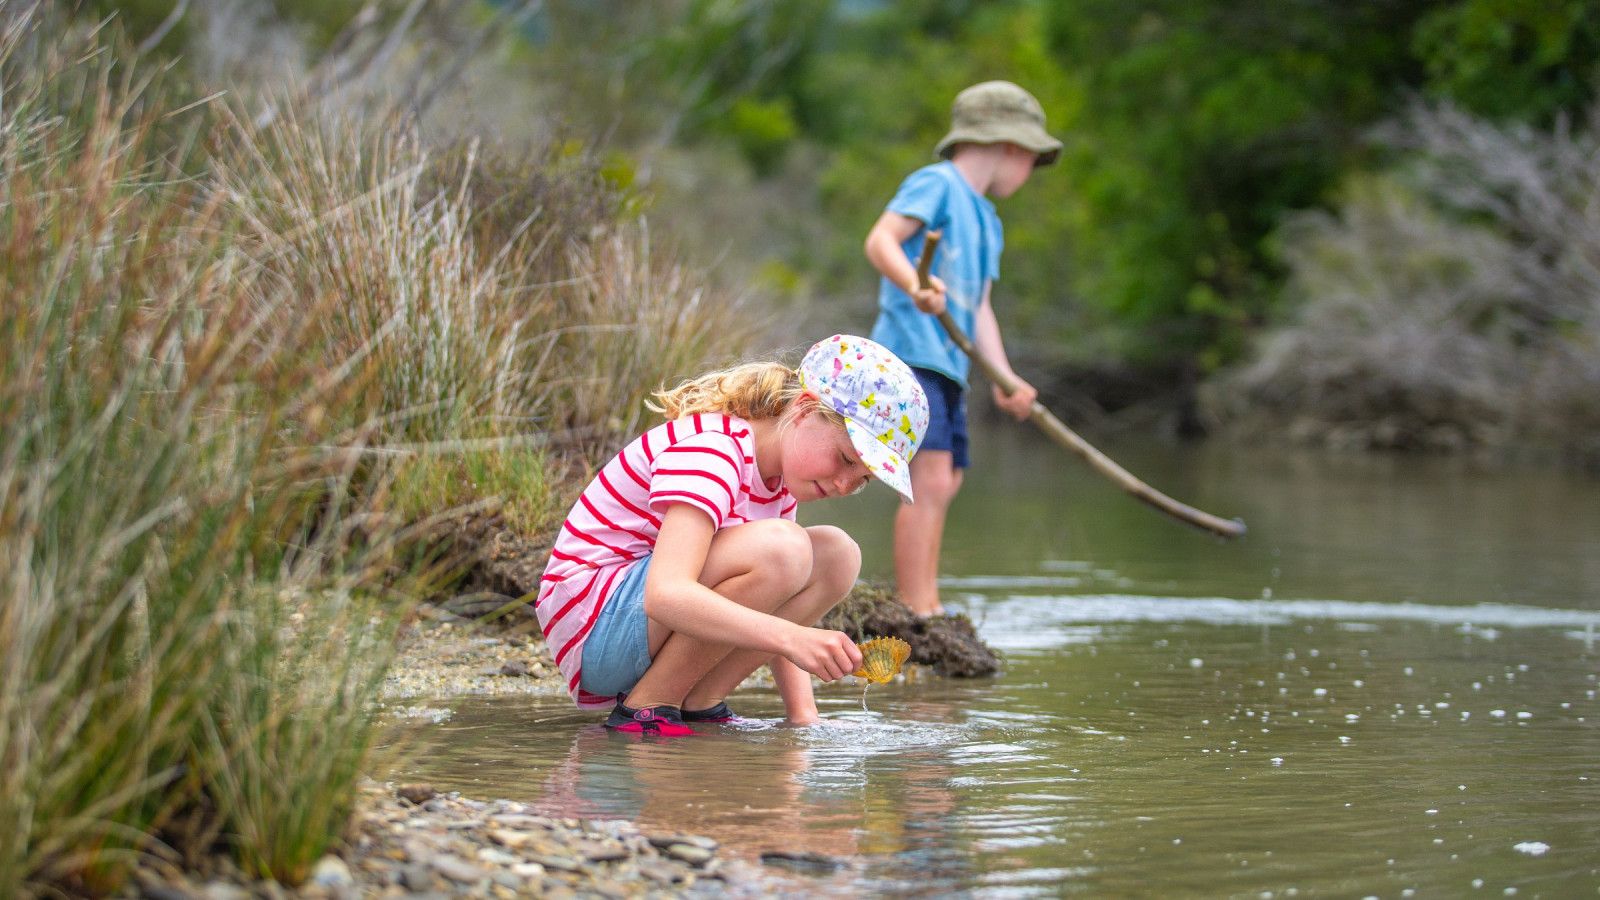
[895,450,962,617]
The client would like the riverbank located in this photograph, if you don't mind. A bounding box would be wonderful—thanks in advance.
[300,585,996,900]
[130,777,778,900]
[116,576,997,899]
[125,617,787,899]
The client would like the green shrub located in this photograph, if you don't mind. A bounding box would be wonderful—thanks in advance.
[1208,100,1600,461]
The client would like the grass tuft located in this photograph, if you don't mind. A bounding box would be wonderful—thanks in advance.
[0,5,750,896]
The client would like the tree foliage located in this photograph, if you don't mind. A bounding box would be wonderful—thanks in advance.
[72,0,1600,379]
[573,0,1600,373]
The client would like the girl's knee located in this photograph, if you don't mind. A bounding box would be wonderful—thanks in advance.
[806,525,862,595]
[745,519,816,591]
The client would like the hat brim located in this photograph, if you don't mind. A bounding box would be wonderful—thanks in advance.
[844,420,916,503]
[935,126,1062,167]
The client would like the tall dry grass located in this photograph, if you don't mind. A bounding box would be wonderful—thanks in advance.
[1207,99,1600,464]
[0,4,750,896]
[0,9,412,893]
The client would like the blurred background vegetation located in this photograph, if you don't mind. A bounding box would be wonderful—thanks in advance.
[439,0,1597,455]
[66,0,1600,460]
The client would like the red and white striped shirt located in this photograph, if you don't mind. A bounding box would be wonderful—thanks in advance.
[536,413,797,708]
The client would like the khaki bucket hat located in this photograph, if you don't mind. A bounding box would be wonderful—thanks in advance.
[935,80,1062,167]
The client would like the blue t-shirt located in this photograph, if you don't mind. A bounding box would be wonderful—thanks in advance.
[869,161,1003,388]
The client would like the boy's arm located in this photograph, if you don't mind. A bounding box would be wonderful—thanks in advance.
[771,656,821,725]
[865,211,946,314]
[975,283,1038,420]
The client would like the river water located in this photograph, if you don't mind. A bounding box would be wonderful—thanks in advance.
[384,425,1600,898]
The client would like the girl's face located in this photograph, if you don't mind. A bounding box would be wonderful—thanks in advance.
[781,400,872,503]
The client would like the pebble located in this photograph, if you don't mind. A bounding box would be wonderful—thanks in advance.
[397,784,436,805]
[526,853,585,873]
[311,856,354,887]
[199,884,251,900]
[473,848,520,866]
[428,854,484,883]
[664,844,713,866]
[576,840,631,863]
[399,866,433,892]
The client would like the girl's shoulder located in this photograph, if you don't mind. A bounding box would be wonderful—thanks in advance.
[635,412,755,460]
[659,411,752,443]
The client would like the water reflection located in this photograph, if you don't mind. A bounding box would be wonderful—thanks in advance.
[527,722,865,864]
[384,438,1600,896]
[386,600,1600,896]
[810,425,1600,611]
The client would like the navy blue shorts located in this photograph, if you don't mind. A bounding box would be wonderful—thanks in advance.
[913,367,970,470]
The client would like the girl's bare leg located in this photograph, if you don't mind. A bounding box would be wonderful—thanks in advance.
[679,525,861,713]
[623,521,856,710]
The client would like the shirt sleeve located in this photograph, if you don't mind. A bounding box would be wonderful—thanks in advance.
[987,214,1004,282]
[648,431,744,528]
[886,165,950,228]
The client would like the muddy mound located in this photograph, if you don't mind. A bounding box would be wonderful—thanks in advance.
[411,510,551,626]
[420,517,1001,680]
[820,582,1000,678]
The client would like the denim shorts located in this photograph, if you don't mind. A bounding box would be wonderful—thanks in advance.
[914,367,970,469]
[577,557,652,699]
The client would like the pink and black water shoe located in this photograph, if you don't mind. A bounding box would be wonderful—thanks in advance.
[604,697,696,737]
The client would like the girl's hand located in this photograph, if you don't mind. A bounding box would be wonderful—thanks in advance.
[784,625,864,682]
[910,273,947,315]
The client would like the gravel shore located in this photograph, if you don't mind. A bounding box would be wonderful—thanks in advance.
[129,616,803,900]
[125,584,993,898]
[381,617,569,703]
[368,618,787,898]
[132,777,788,900]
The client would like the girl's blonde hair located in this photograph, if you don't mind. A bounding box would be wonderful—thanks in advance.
[651,361,849,429]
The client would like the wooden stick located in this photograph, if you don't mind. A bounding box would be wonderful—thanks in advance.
[914,230,1247,540]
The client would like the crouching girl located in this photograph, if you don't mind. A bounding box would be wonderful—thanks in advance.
[536,335,929,733]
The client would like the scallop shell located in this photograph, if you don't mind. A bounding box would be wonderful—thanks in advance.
[853,636,911,684]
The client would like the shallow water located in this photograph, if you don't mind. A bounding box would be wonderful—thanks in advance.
[384,427,1600,897]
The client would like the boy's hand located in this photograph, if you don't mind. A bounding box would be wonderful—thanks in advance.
[993,378,1037,420]
[910,273,947,315]
[783,625,864,682]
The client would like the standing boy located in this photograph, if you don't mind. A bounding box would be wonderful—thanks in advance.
[863,80,1061,617]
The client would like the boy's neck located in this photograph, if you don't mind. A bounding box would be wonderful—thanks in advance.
[950,144,1006,196]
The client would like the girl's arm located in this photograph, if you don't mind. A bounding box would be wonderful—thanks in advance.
[974,283,1037,420]
[646,504,861,682]
[771,657,821,726]
[865,211,946,314]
